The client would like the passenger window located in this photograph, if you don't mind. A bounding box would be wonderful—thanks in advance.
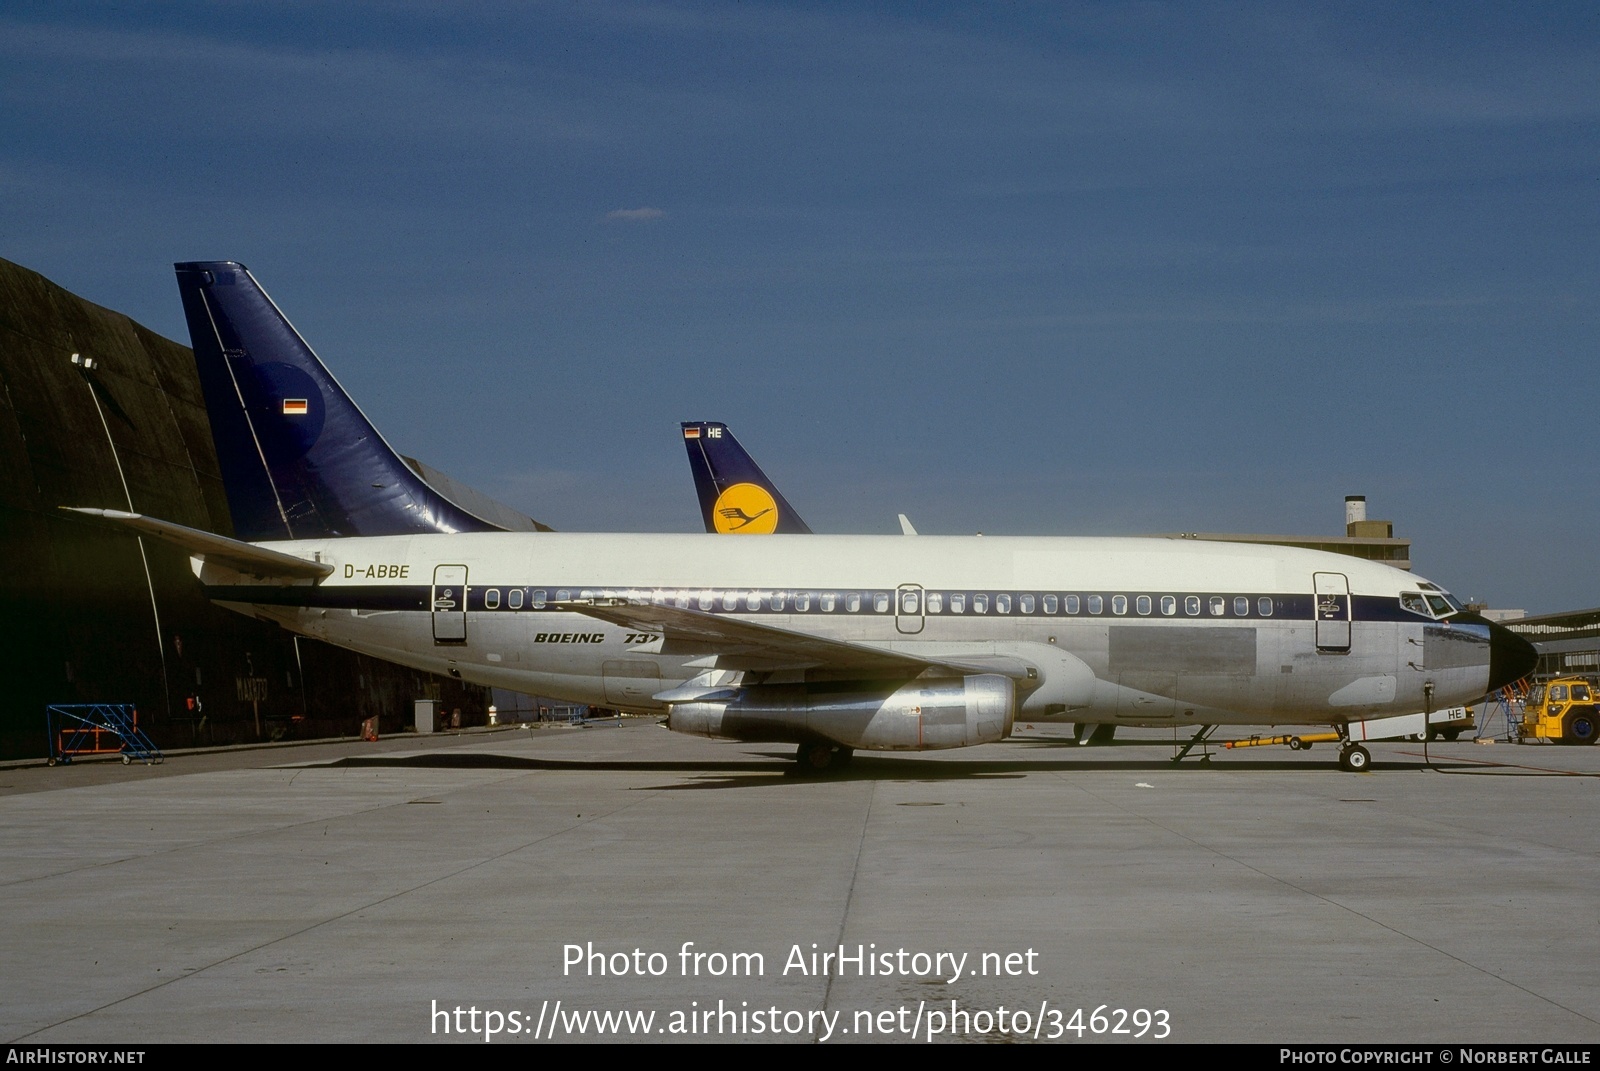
[1087,595,1102,614]
[1066,595,1080,614]
[795,592,811,611]
[746,593,761,611]
[951,594,966,614]
[927,593,943,613]
[1136,595,1151,615]
[877,592,894,613]
[1258,597,1273,617]
[771,592,787,611]
[899,591,917,613]
[996,594,1011,614]
[674,591,690,609]
[1234,596,1249,616]
[821,592,837,612]
[1020,595,1035,614]
[556,589,571,602]
[722,592,738,611]
[532,589,547,609]
[485,588,500,609]
[974,594,989,614]
[1186,596,1200,616]
[1043,595,1058,614]
[1161,596,1176,616]
[845,592,861,612]
[508,589,524,610]
[1111,595,1127,615]
[1209,597,1225,616]
[698,592,715,611]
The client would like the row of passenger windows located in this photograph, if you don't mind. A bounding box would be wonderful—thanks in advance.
[476,588,1276,618]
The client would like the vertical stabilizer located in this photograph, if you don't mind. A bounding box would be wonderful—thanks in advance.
[175,262,500,540]
[680,422,812,535]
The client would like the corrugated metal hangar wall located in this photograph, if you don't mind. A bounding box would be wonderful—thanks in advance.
[0,257,488,760]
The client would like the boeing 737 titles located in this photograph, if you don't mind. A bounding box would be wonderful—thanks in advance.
[70,262,1537,772]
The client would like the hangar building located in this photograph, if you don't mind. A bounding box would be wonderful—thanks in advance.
[0,257,490,760]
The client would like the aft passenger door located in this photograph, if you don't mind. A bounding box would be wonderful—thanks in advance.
[1314,572,1351,653]
[433,564,468,644]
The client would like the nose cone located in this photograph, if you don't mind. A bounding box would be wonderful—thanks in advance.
[1487,620,1538,691]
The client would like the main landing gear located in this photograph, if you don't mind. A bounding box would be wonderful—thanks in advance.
[795,741,853,773]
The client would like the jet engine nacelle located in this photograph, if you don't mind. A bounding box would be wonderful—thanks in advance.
[667,673,1016,751]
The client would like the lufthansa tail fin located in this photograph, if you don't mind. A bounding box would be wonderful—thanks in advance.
[175,262,501,540]
[680,422,812,534]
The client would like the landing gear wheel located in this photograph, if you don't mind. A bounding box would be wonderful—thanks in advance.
[1339,745,1371,772]
[797,742,838,771]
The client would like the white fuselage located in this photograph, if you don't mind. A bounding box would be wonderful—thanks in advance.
[198,532,1495,730]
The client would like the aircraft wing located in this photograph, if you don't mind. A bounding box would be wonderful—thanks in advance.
[63,508,334,580]
[560,598,1032,679]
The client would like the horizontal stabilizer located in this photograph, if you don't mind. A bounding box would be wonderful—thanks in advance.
[63,508,332,580]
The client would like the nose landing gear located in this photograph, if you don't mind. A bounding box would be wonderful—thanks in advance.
[1337,743,1371,772]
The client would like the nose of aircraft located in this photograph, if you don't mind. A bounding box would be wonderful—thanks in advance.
[1486,620,1539,691]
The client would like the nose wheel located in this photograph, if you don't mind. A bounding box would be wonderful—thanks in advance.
[1338,744,1371,772]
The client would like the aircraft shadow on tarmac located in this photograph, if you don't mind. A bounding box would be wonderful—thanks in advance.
[277,746,1587,790]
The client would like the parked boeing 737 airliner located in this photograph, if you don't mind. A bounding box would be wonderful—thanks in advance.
[70,262,1536,773]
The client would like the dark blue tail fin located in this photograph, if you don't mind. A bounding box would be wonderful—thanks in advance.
[680,422,812,534]
[175,262,500,540]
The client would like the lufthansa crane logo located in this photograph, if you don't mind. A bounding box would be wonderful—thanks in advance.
[713,483,779,534]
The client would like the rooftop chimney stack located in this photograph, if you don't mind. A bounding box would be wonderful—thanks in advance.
[1345,495,1393,539]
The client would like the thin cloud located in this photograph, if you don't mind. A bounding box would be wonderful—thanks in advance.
[605,207,665,222]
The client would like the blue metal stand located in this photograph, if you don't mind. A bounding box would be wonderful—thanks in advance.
[45,703,164,766]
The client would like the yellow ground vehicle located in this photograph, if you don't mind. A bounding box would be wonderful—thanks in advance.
[1519,678,1600,745]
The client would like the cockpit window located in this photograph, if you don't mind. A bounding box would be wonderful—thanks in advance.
[1400,593,1430,617]
[1425,595,1452,616]
[1418,582,1466,613]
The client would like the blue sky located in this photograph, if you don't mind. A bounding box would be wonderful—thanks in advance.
[3,2,1596,611]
